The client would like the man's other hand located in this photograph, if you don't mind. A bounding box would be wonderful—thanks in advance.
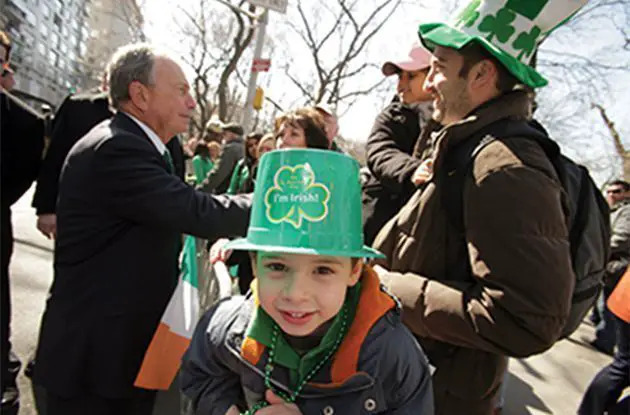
[37,213,57,239]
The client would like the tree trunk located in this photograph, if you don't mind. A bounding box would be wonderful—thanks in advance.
[592,103,629,180]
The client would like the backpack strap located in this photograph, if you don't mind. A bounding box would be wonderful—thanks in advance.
[440,118,552,234]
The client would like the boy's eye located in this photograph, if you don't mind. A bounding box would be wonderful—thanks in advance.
[264,262,287,272]
[315,266,335,275]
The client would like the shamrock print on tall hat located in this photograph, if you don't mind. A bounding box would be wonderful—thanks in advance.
[452,0,587,65]
[264,163,331,229]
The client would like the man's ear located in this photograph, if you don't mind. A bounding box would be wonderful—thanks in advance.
[470,60,497,91]
[128,80,149,112]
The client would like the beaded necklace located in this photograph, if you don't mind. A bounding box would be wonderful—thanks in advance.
[241,304,349,415]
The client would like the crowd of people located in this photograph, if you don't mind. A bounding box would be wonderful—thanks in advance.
[1,0,629,414]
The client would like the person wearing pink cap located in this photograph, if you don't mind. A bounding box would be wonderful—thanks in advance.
[361,43,435,245]
[381,43,433,106]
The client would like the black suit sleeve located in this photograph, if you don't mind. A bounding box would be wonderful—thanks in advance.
[32,96,74,214]
[366,104,422,196]
[94,135,251,240]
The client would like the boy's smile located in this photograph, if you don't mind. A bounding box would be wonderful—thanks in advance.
[278,310,315,326]
[252,252,362,337]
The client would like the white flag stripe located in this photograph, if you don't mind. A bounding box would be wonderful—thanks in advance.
[161,278,200,339]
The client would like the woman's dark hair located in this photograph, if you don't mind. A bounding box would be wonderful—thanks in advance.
[246,132,263,141]
[245,132,263,165]
[274,107,329,149]
[194,141,210,158]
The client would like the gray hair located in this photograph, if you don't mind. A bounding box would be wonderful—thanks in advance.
[107,43,160,109]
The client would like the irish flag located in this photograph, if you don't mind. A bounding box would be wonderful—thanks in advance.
[135,235,200,390]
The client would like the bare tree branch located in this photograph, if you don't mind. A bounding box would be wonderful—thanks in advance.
[281,0,401,112]
[337,77,388,101]
[284,65,316,102]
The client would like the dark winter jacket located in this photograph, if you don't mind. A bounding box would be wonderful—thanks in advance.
[181,267,434,414]
[373,90,573,415]
[361,99,432,245]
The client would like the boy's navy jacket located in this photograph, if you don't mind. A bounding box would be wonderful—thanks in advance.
[181,266,434,414]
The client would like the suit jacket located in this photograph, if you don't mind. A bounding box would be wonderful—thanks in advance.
[32,91,186,214]
[1,90,45,208]
[34,112,251,398]
[198,137,244,194]
[32,90,112,214]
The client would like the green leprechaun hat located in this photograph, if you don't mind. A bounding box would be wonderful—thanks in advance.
[226,149,383,258]
[418,0,588,88]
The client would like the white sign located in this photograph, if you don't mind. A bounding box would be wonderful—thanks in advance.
[248,0,288,14]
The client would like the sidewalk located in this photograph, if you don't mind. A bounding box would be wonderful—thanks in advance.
[503,320,617,414]
[8,188,626,414]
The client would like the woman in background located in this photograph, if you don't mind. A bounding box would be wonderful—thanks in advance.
[257,133,275,157]
[275,107,328,149]
[227,132,262,195]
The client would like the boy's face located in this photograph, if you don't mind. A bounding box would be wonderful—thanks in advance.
[252,252,361,337]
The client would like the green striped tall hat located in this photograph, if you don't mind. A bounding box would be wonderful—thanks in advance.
[418,0,588,88]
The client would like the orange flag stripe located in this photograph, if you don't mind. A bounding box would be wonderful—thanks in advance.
[134,323,191,390]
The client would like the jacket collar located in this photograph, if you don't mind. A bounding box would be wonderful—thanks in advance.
[432,89,532,171]
[122,112,166,155]
[111,111,167,154]
[112,111,148,139]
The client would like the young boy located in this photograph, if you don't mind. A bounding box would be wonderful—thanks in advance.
[181,149,434,414]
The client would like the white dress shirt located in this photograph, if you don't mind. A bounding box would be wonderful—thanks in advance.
[123,112,167,155]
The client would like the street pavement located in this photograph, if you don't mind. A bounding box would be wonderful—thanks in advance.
[7,186,624,414]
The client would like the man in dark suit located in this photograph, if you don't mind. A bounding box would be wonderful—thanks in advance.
[33,44,251,415]
[33,85,186,239]
[1,68,46,415]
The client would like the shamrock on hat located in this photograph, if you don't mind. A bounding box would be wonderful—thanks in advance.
[418,0,588,88]
[226,149,383,259]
